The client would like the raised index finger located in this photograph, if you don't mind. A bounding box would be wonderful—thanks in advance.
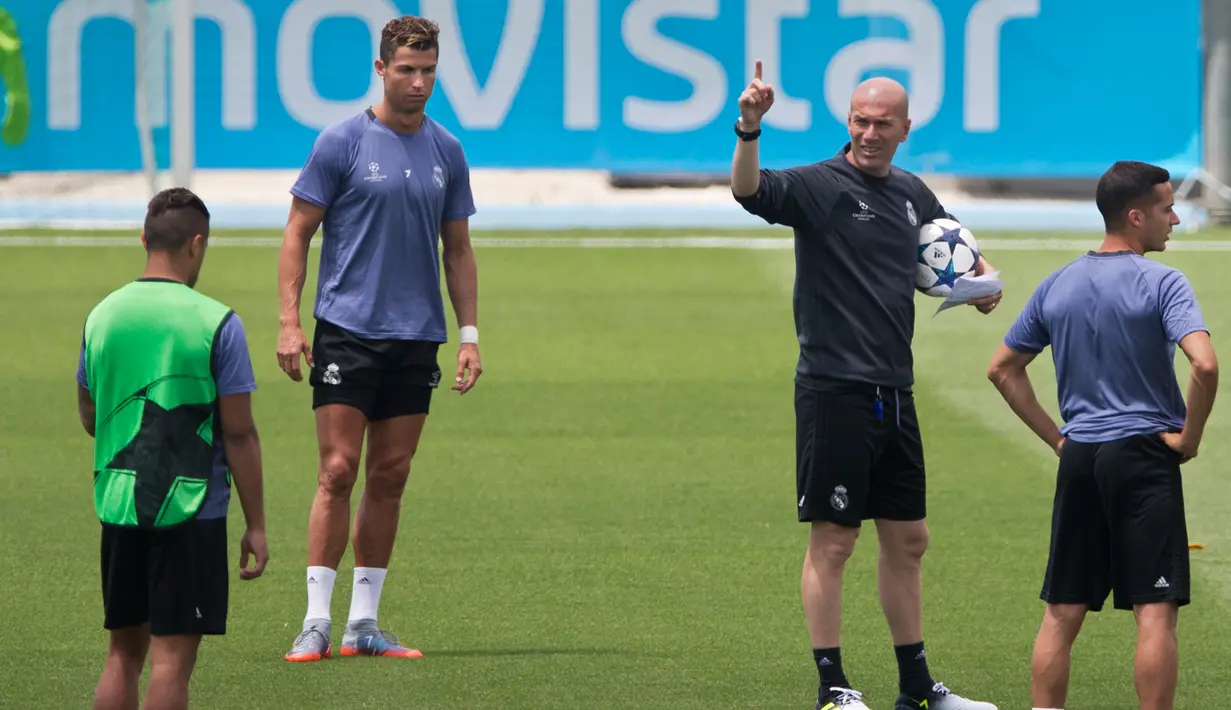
[754,59,762,82]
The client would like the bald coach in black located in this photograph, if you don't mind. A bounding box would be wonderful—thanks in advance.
[730,66,1003,710]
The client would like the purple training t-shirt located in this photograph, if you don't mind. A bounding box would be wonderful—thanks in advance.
[77,311,257,519]
[1004,250,1208,444]
[290,110,477,341]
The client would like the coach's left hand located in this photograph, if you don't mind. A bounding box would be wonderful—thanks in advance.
[967,255,1003,314]
[454,343,483,394]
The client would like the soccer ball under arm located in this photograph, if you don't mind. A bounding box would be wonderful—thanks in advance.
[915,218,980,297]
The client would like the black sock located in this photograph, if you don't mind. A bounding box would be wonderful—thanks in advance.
[813,647,849,696]
[894,641,936,698]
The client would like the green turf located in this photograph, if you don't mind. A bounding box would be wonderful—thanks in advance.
[2,229,1229,709]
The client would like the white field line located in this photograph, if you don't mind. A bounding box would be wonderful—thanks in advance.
[4,235,1231,251]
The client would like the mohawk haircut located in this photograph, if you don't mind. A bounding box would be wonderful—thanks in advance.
[143,187,210,253]
[380,15,440,64]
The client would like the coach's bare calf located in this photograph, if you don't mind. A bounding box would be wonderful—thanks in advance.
[1031,602,1178,710]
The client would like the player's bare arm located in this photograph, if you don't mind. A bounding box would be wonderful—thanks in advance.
[77,384,95,437]
[219,391,269,579]
[987,343,1065,455]
[277,196,323,381]
[441,217,481,394]
[731,59,773,198]
[1161,330,1219,460]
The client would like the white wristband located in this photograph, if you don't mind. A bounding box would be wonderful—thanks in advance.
[459,325,478,344]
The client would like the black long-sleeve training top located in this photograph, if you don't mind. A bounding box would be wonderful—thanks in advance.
[734,143,954,391]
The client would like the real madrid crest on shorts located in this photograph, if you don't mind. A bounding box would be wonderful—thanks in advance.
[830,485,849,511]
[905,200,918,227]
[323,363,342,385]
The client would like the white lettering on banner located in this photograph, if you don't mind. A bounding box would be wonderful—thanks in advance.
[745,0,810,130]
[42,0,1041,139]
[426,0,543,130]
[824,0,943,129]
[564,0,600,129]
[964,0,1040,132]
[47,0,255,131]
[622,0,727,133]
[278,0,395,129]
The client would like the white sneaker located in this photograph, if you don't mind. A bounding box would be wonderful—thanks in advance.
[894,682,997,710]
[818,686,873,709]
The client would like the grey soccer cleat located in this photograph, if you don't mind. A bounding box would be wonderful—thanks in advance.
[284,619,332,662]
[340,619,423,658]
[894,682,997,710]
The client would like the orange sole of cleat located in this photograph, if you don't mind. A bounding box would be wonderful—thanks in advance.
[285,648,332,662]
[340,646,423,659]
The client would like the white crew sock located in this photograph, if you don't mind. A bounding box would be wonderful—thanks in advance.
[347,567,388,625]
[305,566,337,624]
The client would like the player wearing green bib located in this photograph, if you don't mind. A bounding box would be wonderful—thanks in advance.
[76,188,268,710]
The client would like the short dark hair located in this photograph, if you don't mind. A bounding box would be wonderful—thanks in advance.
[380,15,439,64]
[1095,160,1172,231]
[143,187,210,253]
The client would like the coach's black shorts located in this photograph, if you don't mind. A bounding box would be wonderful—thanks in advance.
[100,517,229,636]
[794,379,926,526]
[309,319,443,421]
[1041,433,1190,612]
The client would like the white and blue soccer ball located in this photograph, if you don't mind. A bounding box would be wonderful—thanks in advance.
[915,218,980,297]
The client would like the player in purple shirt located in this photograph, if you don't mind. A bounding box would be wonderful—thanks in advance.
[987,161,1219,710]
[277,15,481,663]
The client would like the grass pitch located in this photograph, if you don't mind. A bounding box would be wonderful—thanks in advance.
[2,227,1229,709]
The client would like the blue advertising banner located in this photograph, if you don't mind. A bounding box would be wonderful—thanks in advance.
[0,0,1203,177]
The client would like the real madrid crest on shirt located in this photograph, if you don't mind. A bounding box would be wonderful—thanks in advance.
[432,165,445,189]
[905,199,918,227]
[830,485,849,511]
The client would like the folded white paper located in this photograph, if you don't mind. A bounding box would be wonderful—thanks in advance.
[935,271,1004,315]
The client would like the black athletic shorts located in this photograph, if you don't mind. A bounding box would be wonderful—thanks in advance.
[1041,433,1190,612]
[309,319,443,421]
[100,517,229,636]
[794,379,926,526]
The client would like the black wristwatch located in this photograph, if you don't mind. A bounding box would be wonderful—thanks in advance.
[734,119,761,141]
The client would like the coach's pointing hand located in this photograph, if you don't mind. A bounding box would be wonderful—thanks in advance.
[738,59,775,129]
[277,323,314,382]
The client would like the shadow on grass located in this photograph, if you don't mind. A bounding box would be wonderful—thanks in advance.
[426,647,637,659]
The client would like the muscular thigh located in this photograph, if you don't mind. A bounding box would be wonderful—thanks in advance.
[365,414,429,480]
